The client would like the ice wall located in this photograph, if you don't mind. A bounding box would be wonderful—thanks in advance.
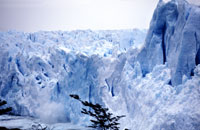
[0,0,200,129]
[0,28,200,130]
[137,0,200,86]
[0,30,146,124]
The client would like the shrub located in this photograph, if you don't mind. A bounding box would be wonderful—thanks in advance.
[0,99,12,115]
[70,94,125,130]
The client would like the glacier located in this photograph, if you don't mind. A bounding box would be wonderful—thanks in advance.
[137,0,200,86]
[0,29,147,125]
[0,0,200,130]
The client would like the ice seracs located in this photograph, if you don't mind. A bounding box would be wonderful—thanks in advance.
[0,0,200,129]
[137,0,200,86]
[0,29,146,124]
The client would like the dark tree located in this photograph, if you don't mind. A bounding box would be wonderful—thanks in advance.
[0,127,21,130]
[0,99,12,115]
[70,94,125,130]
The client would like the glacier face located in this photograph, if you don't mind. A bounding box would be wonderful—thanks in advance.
[0,29,147,124]
[0,0,200,130]
[104,62,200,130]
[137,0,200,86]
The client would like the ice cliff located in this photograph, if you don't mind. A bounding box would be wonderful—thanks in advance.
[0,0,200,130]
[0,30,147,124]
[137,0,200,86]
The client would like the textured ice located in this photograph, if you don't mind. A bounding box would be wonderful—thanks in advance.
[0,0,200,130]
[103,63,200,130]
[137,0,200,86]
[0,29,147,124]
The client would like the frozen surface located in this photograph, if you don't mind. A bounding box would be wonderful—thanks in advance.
[0,115,92,130]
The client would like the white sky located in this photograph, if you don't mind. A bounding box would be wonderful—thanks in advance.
[0,0,159,32]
